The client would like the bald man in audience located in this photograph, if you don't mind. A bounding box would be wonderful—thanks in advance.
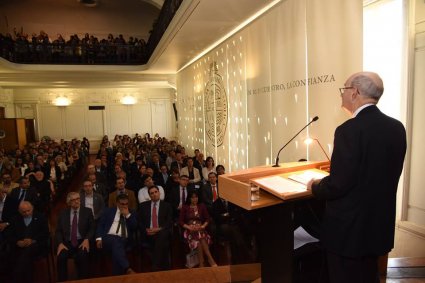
[8,201,49,282]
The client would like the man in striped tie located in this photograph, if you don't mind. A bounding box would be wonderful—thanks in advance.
[138,186,173,271]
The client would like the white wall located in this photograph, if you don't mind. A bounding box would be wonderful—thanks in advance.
[176,0,362,172]
[399,0,425,235]
[12,87,176,150]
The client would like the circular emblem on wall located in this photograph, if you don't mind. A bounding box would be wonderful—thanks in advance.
[204,62,228,147]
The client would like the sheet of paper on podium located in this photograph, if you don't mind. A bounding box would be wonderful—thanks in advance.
[250,168,329,200]
[287,169,328,185]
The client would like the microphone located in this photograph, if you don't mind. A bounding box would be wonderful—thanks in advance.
[273,116,319,167]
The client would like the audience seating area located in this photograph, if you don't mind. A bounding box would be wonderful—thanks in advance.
[0,134,258,282]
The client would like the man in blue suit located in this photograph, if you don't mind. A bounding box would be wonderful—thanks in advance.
[308,72,406,283]
[96,193,137,275]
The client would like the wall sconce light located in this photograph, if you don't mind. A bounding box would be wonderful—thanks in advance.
[121,95,136,105]
[54,96,71,106]
[304,137,330,161]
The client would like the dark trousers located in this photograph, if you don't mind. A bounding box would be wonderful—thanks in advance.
[102,234,129,275]
[327,251,379,283]
[146,231,171,271]
[57,241,89,282]
[14,243,43,283]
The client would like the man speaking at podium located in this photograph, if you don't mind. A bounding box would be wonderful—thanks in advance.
[307,72,406,283]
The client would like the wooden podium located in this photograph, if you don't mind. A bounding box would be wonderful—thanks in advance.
[219,161,330,283]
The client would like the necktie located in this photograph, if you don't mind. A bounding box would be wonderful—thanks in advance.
[152,202,158,228]
[181,187,186,203]
[71,210,78,247]
[116,214,127,238]
[212,185,217,201]
[18,189,26,202]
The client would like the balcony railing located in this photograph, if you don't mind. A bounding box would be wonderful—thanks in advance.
[0,0,183,66]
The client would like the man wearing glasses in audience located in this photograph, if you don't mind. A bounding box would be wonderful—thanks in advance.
[55,191,95,281]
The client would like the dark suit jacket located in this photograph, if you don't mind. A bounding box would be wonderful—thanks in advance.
[138,200,172,237]
[8,211,49,251]
[200,183,216,210]
[169,186,194,218]
[79,192,105,220]
[10,187,39,208]
[312,105,406,257]
[92,182,109,204]
[43,165,61,183]
[96,207,137,240]
[55,207,95,248]
[0,195,19,223]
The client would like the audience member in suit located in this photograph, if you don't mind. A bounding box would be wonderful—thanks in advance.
[307,72,407,283]
[94,158,109,181]
[108,177,137,210]
[34,154,47,173]
[138,186,173,271]
[201,171,249,264]
[170,151,185,174]
[129,156,144,180]
[24,161,37,183]
[88,173,109,205]
[0,190,19,243]
[201,172,220,215]
[156,164,169,188]
[31,171,54,214]
[179,190,217,267]
[85,164,108,187]
[120,170,138,195]
[0,173,19,195]
[147,153,162,175]
[55,192,95,281]
[138,175,165,203]
[164,169,180,202]
[96,193,137,275]
[80,180,105,221]
[193,152,205,177]
[180,158,202,190]
[10,177,39,210]
[169,175,193,220]
[8,201,49,283]
[43,159,61,187]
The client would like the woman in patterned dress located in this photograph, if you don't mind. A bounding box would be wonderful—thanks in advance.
[179,190,217,267]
